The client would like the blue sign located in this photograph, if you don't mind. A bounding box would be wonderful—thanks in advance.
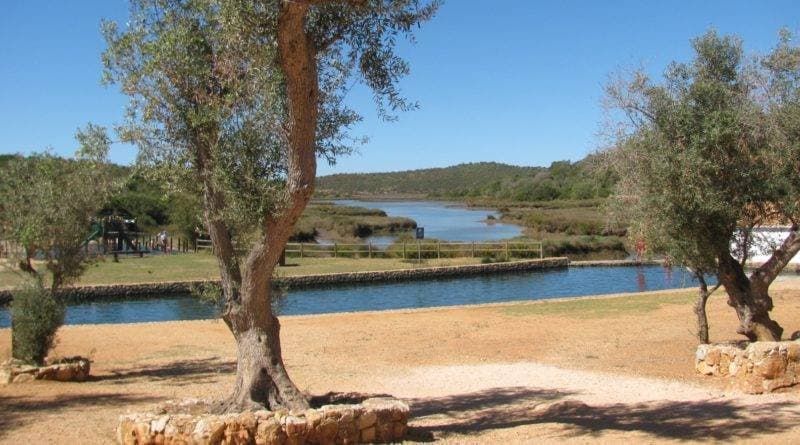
[415,227,425,239]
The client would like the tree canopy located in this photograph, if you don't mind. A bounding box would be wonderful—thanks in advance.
[103,0,438,411]
[605,30,800,341]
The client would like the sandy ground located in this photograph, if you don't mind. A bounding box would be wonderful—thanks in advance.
[2,280,800,444]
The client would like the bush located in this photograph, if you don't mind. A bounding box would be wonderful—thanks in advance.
[11,281,65,365]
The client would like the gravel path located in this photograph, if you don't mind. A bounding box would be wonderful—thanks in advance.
[379,363,800,443]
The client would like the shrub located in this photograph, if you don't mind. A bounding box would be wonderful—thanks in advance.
[11,281,65,365]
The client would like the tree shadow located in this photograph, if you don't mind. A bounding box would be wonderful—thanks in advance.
[92,357,235,386]
[407,386,800,442]
[0,392,158,439]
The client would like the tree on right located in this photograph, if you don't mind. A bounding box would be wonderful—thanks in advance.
[604,30,800,342]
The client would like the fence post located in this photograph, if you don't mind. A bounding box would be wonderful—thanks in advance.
[403,242,406,260]
[194,238,198,252]
[540,242,544,259]
[471,242,475,258]
[334,242,338,258]
[368,242,372,259]
[437,242,441,260]
[417,241,421,262]
[505,242,509,261]
[300,243,304,259]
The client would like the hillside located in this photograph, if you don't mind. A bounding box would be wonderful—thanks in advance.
[317,158,615,201]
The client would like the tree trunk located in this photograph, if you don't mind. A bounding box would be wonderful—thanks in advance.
[213,1,320,412]
[694,273,711,344]
[718,254,783,341]
[218,282,308,412]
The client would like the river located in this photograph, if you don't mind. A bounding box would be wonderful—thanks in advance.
[334,199,523,242]
[0,265,703,326]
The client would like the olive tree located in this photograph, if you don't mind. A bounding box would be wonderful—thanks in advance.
[103,0,437,411]
[0,125,113,364]
[605,30,800,342]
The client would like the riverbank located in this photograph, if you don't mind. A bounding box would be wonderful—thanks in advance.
[2,282,800,443]
[0,257,569,303]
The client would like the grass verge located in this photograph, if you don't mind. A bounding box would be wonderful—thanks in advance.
[0,254,485,289]
[501,291,694,319]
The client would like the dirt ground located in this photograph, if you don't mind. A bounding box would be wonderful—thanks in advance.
[2,280,800,444]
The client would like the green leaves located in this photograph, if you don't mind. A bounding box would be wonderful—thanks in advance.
[103,0,438,252]
[0,125,114,290]
[606,29,800,272]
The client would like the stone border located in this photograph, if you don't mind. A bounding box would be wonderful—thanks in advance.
[696,341,800,393]
[569,259,663,267]
[1,356,91,384]
[0,258,568,304]
[117,397,409,445]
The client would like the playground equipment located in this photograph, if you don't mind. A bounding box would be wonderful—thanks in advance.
[82,216,148,257]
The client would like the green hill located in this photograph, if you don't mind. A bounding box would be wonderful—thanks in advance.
[317,159,615,201]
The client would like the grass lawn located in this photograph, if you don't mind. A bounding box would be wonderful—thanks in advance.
[0,253,484,289]
[502,290,695,319]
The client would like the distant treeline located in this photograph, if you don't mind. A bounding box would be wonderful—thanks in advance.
[317,158,616,201]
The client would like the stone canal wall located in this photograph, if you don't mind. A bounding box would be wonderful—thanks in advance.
[0,257,569,304]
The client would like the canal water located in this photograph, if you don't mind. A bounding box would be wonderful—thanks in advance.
[0,265,703,327]
[334,200,523,242]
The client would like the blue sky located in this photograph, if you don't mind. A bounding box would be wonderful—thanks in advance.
[0,1,796,175]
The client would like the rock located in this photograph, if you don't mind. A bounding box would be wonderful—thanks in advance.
[192,417,226,444]
[697,341,800,394]
[756,355,786,380]
[256,417,285,445]
[313,418,339,445]
[150,415,170,434]
[117,396,410,444]
[357,411,377,430]
[0,367,12,385]
[359,426,376,443]
[790,330,800,341]
[281,415,307,444]
[786,342,800,361]
[12,373,34,384]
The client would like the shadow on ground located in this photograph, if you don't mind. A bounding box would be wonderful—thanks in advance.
[0,392,158,440]
[93,357,235,386]
[407,386,800,442]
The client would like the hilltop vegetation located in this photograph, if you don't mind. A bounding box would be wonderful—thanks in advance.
[318,158,615,201]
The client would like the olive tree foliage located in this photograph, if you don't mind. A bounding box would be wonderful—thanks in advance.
[604,30,800,342]
[0,125,114,364]
[102,0,438,411]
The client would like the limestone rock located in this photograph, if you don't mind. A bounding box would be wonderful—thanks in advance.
[117,396,410,444]
[696,340,800,393]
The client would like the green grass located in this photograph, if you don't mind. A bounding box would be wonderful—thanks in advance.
[0,254,484,288]
[501,291,694,319]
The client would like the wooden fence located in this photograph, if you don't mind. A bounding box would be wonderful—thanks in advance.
[284,241,544,261]
[2,238,544,262]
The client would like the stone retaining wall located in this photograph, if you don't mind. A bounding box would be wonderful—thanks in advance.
[695,340,800,393]
[1,357,91,384]
[118,397,409,445]
[0,258,568,304]
[569,259,663,267]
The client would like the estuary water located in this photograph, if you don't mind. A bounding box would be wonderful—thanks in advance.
[0,265,702,327]
[334,200,523,242]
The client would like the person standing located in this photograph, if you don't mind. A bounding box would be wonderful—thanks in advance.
[159,229,168,253]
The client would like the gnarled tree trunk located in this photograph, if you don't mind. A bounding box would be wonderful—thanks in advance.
[716,226,800,342]
[211,1,320,413]
[718,254,783,341]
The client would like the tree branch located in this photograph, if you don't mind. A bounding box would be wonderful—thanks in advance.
[751,224,800,289]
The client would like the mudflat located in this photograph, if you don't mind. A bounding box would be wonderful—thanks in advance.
[2,280,800,444]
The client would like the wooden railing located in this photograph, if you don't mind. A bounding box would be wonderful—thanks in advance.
[284,241,544,261]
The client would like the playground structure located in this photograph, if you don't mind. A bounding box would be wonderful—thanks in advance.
[1,217,201,260]
[85,217,199,258]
